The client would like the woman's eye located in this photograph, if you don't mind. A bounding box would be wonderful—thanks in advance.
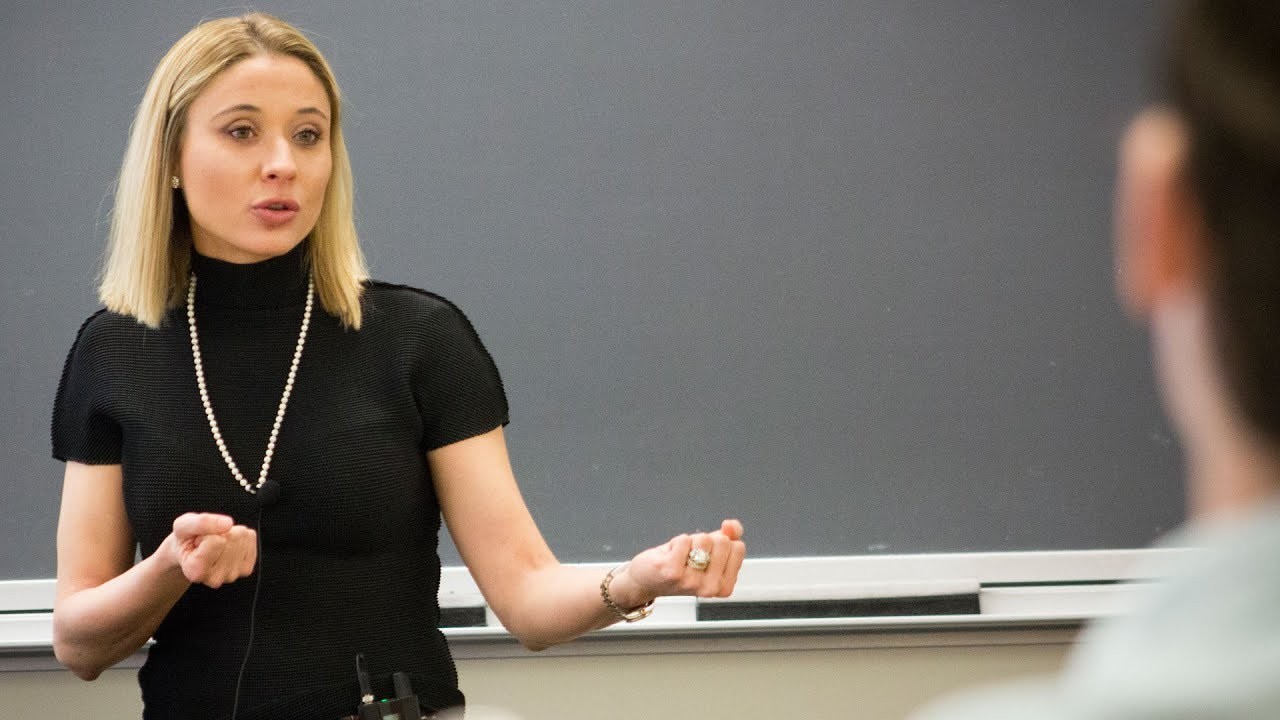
[296,129,322,145]
[228,126,254,140]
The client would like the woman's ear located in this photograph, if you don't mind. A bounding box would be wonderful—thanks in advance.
[1114,108,1206,318]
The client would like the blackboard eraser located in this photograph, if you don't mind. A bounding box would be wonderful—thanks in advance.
[697,579,981,620]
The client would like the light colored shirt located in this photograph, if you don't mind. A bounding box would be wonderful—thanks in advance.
[913,500,1280,719]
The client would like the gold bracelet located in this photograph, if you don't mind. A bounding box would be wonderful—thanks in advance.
[600,563,654,623]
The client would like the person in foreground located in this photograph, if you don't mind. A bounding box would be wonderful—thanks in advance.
[49,13,745,720]
[914,1,1280,718]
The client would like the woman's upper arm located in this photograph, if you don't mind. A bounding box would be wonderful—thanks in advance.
[428,427,556,611]
[56,462,134,602]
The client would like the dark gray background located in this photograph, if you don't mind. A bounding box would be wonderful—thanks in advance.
[1,1,1180,582]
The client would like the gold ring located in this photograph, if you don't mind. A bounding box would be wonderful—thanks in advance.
[686,547,711,571]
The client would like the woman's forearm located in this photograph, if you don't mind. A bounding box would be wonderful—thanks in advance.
[500,563,654,651]
[483,530,744,650]
[53,538,191,680]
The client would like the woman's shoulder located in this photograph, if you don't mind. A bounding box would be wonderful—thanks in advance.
[361,280,476,326]
[67,308,158,351]
[59,308,170,386]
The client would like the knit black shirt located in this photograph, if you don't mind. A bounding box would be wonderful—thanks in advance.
[52,242,508,720]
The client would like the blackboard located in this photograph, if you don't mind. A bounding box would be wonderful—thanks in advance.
[0,0,1181,582]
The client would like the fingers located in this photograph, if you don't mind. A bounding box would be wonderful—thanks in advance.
[183,533,228,586]
[688,529,747,598]
[721,518,744,542]
[718,536,747,598]
[715,518,746,597]
[223,525,258,584]
[626,522,748,601]
[172,512,234,540]
[174,515,257,589]
[696,531,731,596]
[236,526,258,578]
[666,533,693,581]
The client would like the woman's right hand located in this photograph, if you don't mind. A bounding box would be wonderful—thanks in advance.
[54,465,257,679]
[163,513,257,588]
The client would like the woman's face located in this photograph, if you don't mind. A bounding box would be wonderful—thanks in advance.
[178,53,332,264]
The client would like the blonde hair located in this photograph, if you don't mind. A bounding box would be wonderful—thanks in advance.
[99,12,368,329]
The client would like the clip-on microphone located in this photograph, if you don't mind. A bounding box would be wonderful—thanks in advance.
[256,479,282,507]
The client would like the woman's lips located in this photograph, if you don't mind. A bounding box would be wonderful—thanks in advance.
[250,206,298,225]
[249,199,299,225]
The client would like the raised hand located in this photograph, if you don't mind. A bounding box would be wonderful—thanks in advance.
[624,519,746,600]
[165,513,258,589]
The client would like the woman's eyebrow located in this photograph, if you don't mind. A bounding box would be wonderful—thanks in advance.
[213,103,260,118]
[212,104,329,121]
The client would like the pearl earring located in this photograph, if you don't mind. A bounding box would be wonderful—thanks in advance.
[171,176,181,189]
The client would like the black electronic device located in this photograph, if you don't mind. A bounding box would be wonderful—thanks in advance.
[355,655,423,720]
[357,695,421,720]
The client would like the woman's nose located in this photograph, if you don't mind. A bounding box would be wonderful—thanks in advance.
[261,137,298,182]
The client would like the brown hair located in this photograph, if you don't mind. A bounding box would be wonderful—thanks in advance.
[1169,0,1280,439]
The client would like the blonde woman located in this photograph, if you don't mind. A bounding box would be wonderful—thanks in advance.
[51,13,746,720]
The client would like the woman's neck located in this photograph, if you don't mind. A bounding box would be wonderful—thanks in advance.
[190,240,310,310]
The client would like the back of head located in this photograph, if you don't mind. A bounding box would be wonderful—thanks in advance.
[101,12,366,329]
[1170,0,1280,443]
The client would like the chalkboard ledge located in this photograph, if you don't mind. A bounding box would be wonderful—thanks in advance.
[0,548,1190,669]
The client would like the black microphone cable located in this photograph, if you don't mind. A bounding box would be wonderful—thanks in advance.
[229,505,266,720]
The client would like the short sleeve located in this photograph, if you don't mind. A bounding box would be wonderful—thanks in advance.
[412,297,510,451]
[51,312,123,464]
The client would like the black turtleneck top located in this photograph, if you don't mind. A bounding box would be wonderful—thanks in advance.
[52,242,508,720]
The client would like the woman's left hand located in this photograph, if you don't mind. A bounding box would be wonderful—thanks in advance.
[619,519,746,603]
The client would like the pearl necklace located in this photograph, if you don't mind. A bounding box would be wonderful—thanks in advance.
[187,271,314,499]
